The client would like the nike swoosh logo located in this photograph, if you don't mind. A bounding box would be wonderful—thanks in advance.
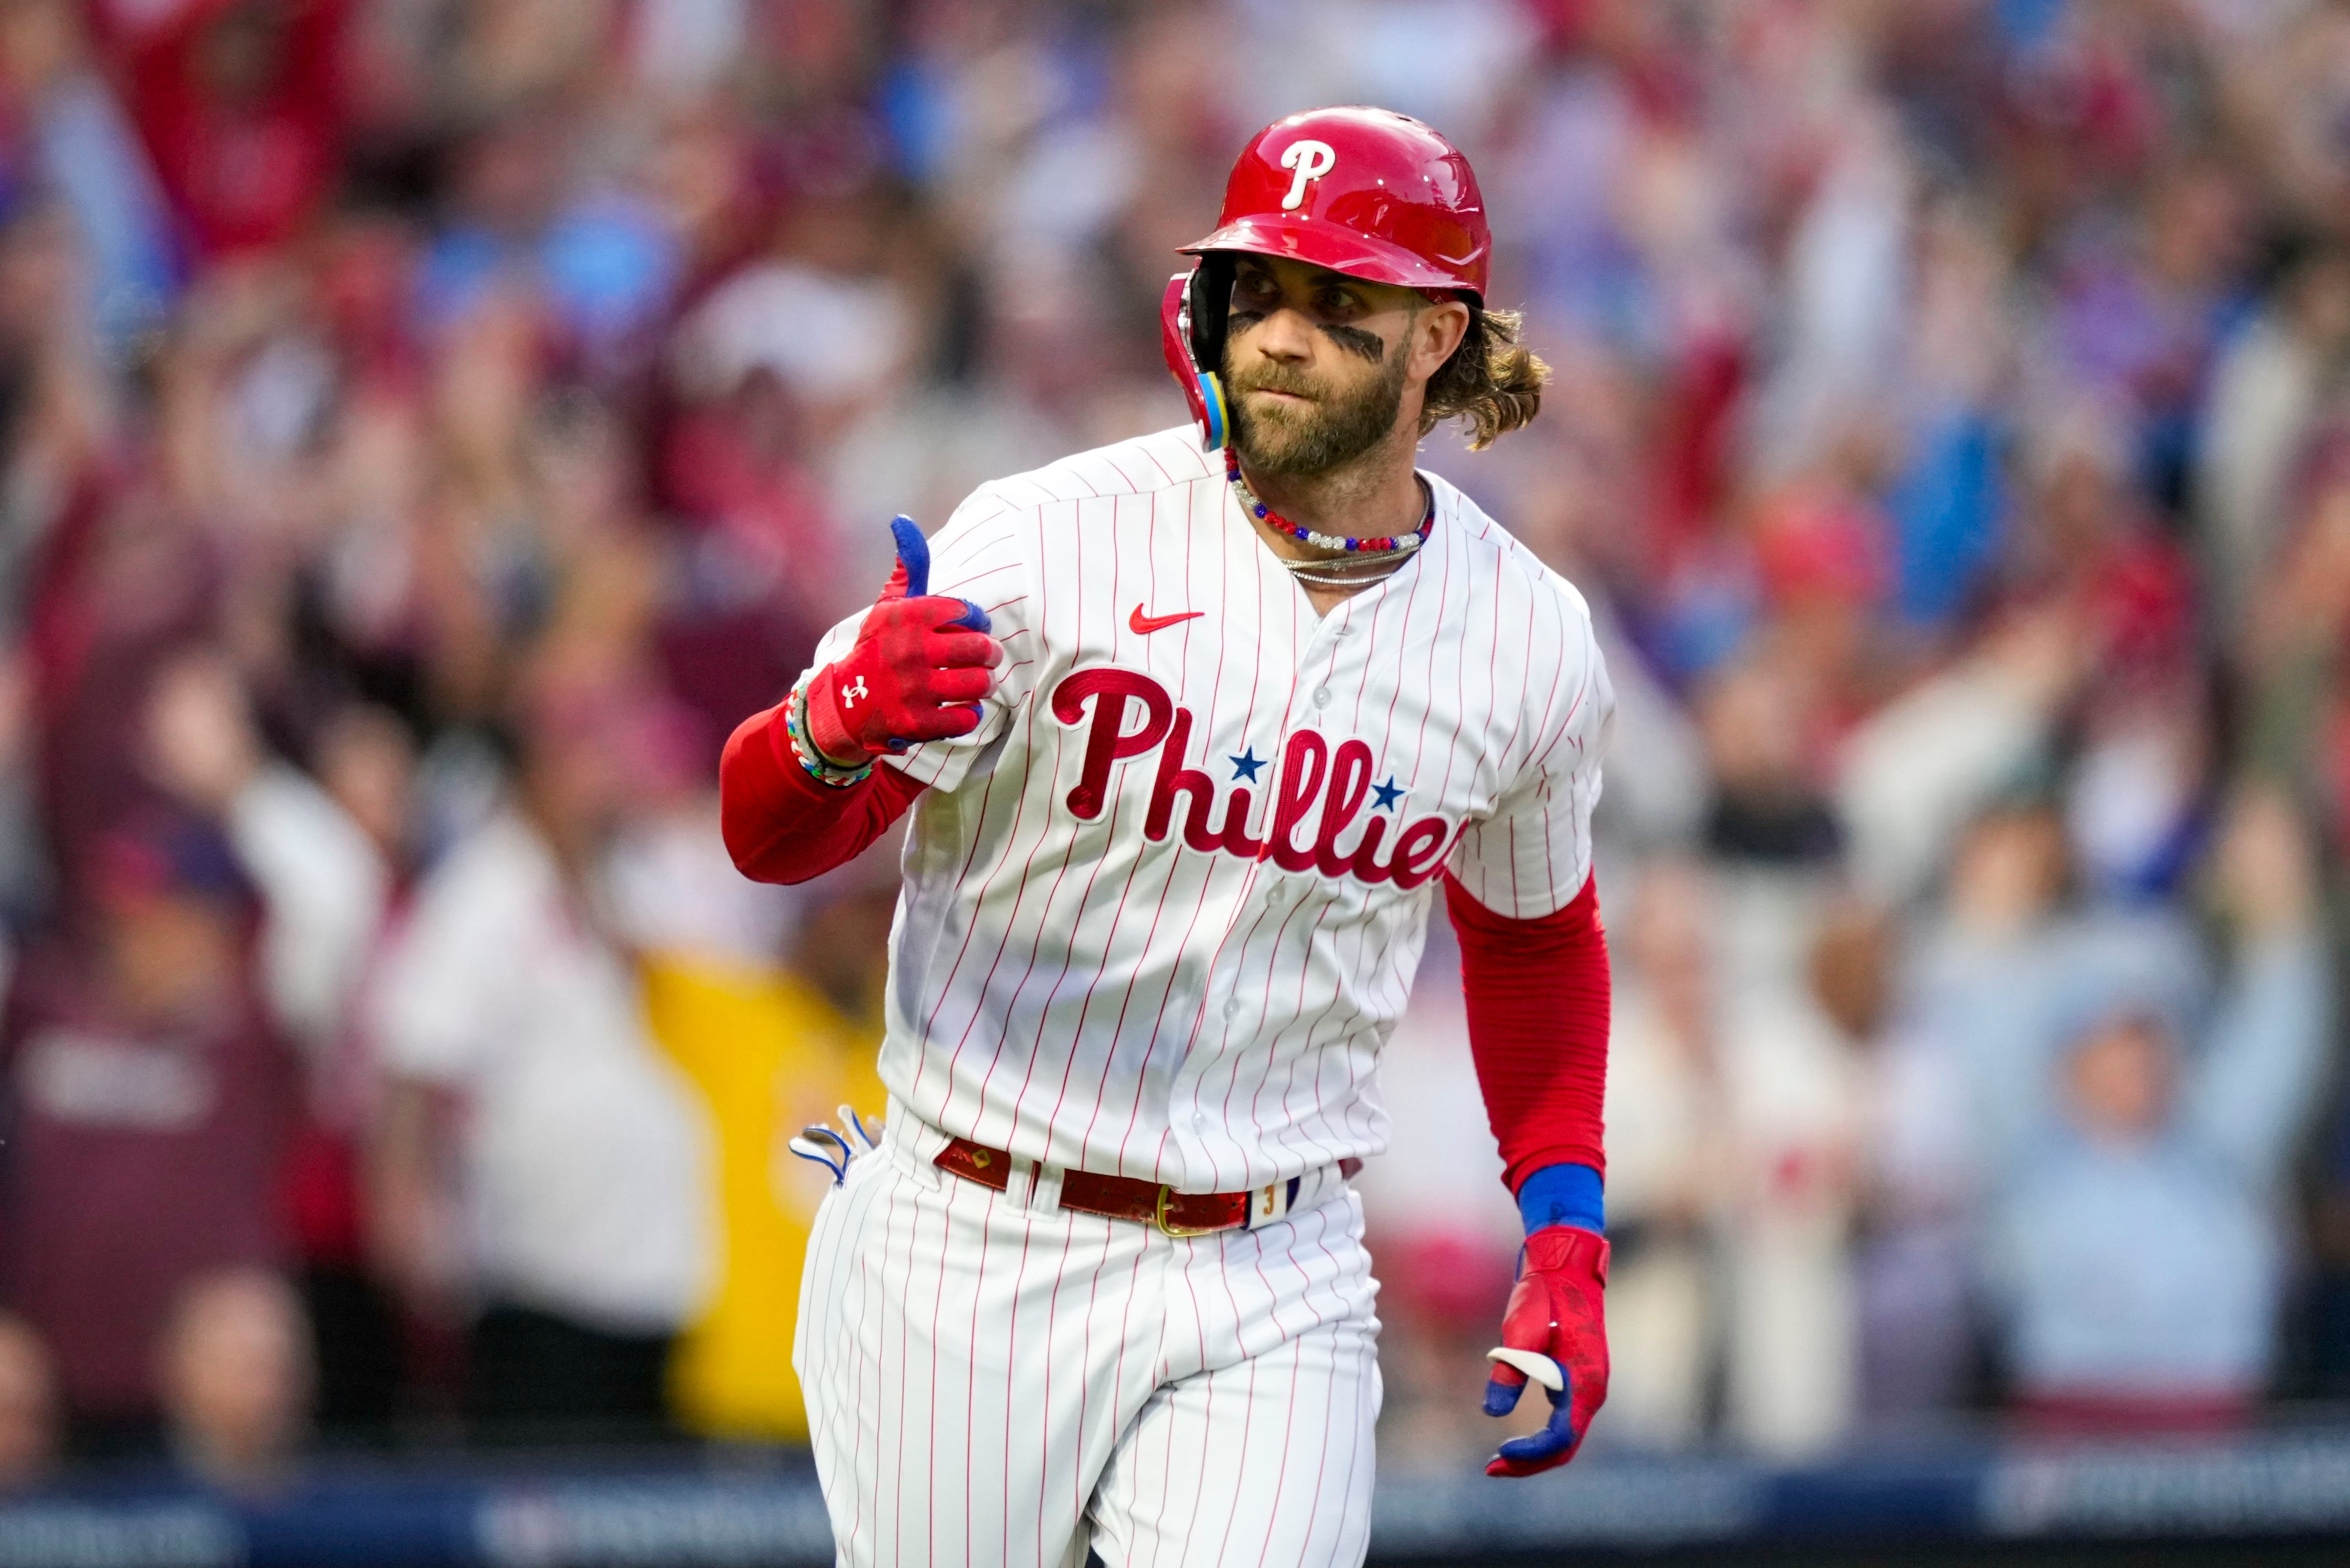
[1129,604,1205,635]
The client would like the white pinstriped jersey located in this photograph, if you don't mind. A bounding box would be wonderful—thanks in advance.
[808,424,1613,1192]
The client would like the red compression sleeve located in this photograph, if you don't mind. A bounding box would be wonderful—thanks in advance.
[720,701,925,884]
[1444,872,1611,1191]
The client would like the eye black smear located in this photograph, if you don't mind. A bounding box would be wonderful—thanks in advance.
[1320,322,1386,363]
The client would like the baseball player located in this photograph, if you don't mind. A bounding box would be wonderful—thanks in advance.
[721,106,1614,1568]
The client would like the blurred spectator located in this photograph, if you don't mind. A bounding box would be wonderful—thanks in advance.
[1838,604,2091,909]
[1596,859,1725,1451]
[366,685,713,1447]
[144,654,397,1440]
[0,806,294,1451]
[156,1267,312,1492]
[1904,798,2211,1193]
[282,702,415,1444]
[144,651,388,1061]
[0,639,377,1448]
[1711,875,1868,1460]
[641,845,892,1443]
[109,0,352,261]
[0,0,179,358]
[1854,807,2050,1427]
[1697,645,1844,867]
[1357,917,1537,1474]
[0,1312,58,1490]
[1989,788,2331,1434]
[415,106,679,374]
[1855,781,2219,1432]
[2194,234,2350,641]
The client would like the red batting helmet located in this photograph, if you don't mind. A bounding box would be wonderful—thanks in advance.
[1160,107,1493,449]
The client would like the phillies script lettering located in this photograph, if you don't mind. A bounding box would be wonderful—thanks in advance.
[1048,668,1457,888]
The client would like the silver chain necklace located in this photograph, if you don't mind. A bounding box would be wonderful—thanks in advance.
[1280,547,1423,587]
[1239,471,1435,590]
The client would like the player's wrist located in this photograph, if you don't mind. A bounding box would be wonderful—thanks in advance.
[1522,1222,1608,1279]
[1516,1162,1604,1238]
[804,668,878,767]
[787,679,877,785]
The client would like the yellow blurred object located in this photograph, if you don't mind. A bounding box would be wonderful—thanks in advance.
[643,955,885,1443]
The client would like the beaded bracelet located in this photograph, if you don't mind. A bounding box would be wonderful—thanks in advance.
[783,679,876,788]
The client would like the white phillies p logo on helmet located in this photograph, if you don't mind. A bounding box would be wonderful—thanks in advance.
[1279,140,1337,210]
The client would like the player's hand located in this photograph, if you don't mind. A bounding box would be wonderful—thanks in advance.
[806,516,1003,764]
[1482,1224,1609,1477]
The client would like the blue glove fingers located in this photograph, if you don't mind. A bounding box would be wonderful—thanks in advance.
[889,515,991,632]
[889,515,931,599]
[1482,1376,1526,1418]
[881,516,992,752]
[1493,1384,1579,1468]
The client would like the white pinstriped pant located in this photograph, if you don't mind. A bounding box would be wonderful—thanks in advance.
[794,1106,1381,1568]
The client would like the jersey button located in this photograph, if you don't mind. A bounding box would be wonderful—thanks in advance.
[1222,999,1241,1021]
[1313,686,1332,707]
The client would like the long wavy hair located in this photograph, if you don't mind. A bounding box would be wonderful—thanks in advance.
[1420,304,1549,449]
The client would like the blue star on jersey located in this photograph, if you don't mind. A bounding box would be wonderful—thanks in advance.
[1371,777,1408,811]
[1229,747,1267,782]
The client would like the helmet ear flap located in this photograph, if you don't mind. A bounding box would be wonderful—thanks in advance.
[1161,257,1237,451]
[1185,254,1233,375]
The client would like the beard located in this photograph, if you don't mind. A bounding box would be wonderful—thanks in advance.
[1222,338,1410,478]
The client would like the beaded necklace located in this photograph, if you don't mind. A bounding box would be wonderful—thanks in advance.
[1225,448,1434,587]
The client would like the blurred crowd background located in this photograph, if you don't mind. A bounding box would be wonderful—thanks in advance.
[1,0,2349,1498]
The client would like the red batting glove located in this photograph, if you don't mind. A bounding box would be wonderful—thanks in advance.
[806,516,1003,764]
[1482,1225,1609,1477]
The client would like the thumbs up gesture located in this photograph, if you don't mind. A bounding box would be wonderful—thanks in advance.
[803,517,1003,766]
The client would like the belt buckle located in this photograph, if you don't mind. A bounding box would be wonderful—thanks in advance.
[1153,1184,1223,1238]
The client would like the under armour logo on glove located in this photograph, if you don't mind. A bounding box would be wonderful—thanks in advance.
[802,516,1002,764]
[1482,1225,1609,1477]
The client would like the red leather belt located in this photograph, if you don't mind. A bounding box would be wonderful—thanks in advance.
[935,1137,1260,1236]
